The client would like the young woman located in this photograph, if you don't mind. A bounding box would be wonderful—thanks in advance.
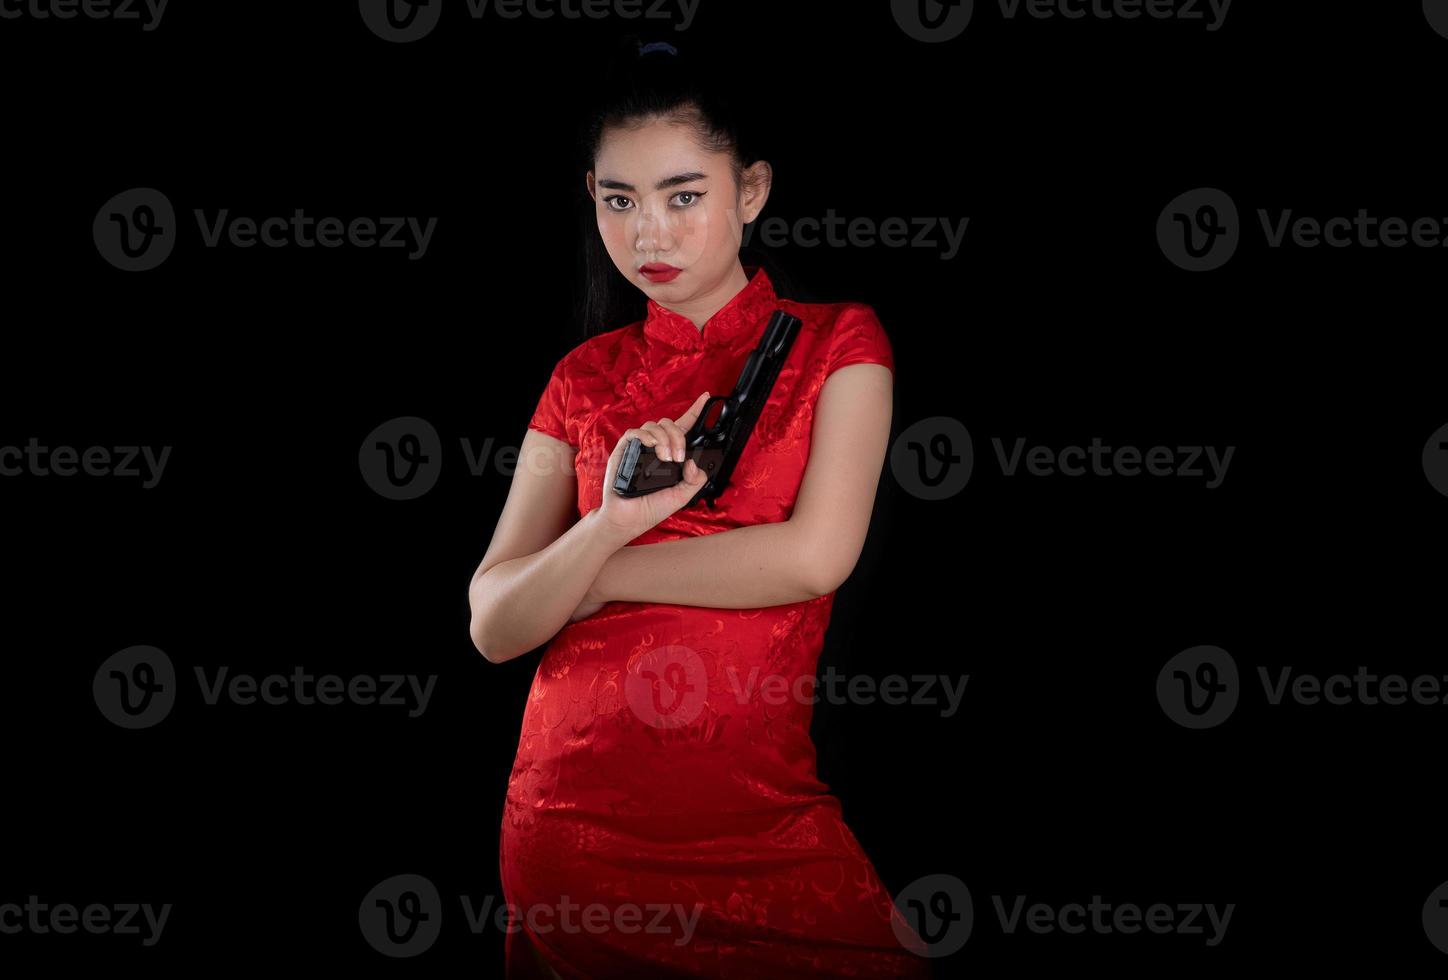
[468,37,931,980]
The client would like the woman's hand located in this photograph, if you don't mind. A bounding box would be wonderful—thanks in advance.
[567,579,607,623]
[595,392,713,544]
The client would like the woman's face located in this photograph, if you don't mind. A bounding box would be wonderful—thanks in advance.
[588,115,769,306]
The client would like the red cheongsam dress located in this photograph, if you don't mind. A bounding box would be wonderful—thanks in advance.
[499,265,931,979]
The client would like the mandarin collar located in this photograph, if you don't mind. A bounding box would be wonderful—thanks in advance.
[642,265,777,352]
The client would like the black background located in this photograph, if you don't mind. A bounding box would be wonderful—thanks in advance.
[3,0,1446,974]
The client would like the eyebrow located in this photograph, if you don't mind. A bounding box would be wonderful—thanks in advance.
[596,171,708,193]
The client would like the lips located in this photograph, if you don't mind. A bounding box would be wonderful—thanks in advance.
[640,263,681,283]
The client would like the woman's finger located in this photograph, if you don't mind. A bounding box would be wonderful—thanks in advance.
[654,417,687,464]
[673,392,711,434]
[666,456,708,506]
[637,421,670,459]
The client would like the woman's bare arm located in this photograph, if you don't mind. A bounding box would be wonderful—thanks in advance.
[468,430,634,664]
[595,520,820,608]
[589,363,893,608]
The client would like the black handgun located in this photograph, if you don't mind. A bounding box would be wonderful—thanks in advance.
[611,308,803,510]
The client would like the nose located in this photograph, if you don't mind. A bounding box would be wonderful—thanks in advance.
[633,204,676,256]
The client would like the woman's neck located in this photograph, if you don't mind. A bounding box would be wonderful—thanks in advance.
[665,262,750,333]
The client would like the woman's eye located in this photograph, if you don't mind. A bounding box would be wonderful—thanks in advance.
[603,191,703,212]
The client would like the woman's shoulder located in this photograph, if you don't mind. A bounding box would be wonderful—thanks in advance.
[779,294,888,338]
[551,321,646,377]
[783,297,893,370]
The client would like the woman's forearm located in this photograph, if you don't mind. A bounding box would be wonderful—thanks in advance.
[469,509,631,664]
[593,520,822,609]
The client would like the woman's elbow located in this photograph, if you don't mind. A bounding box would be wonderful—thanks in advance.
[471,619,525,665]
[467,585,508,664]
[799,543,853,598]
[468,606,496,662]
[470,618,498,663]
[810,526,871,597]
[809,566,849,599]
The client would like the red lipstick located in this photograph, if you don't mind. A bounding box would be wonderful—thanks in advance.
[640,263,681,283]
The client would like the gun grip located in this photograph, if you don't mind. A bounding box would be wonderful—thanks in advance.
[612,439,725,498]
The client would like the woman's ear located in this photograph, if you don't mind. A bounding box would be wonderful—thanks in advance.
[585,170,596,202]
[739,160,772,224]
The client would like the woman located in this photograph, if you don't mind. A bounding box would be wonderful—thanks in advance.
[468,36,931,980]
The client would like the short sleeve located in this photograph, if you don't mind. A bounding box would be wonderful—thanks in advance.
[526,354,572,446]
[827,304,894,377]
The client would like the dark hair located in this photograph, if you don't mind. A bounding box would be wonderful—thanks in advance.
[571,34,793,340]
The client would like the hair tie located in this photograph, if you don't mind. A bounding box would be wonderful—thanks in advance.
[639,41,678,57]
